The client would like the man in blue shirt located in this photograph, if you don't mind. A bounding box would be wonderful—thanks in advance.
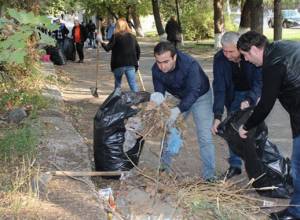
[211,32,262,180]
[151,41,215,181]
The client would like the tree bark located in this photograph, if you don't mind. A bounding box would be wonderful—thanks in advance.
[131,6,144,37]
[274,0,282,40]
[250,0,263,33]
[214,0,224,48]
[151,0,165,36]
[239,0,251,32]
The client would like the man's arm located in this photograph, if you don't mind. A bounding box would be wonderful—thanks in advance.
[152,66,166,95]
[178,61,206,112]
[245,65,263,106]
[243,64,286,131]
[212,56,226,120]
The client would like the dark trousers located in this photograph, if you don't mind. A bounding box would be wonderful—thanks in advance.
[75,42,84,61]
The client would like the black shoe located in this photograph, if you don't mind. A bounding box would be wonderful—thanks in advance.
[269,208,300,220]
[77,60,84,63]
[222,167,241,180]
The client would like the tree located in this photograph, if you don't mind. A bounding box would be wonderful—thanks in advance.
[130,5,144,37]
[274,0,282,40]
[152,0,165,36]
[79,0,151,37]
[239,0,251,33]
[250,0,263,33]
[214,0,224,48]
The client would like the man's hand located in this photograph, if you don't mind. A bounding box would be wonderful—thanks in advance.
[239,125,248,139]
[211,119,221,135]
[150,92,165,106]
[167,107,180,127]
[240,100,250,110]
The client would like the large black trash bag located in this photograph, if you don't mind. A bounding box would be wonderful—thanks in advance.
[45,46,66,65]
[63,38,76,61]
[93,89,150,176]
[217,108,293,198]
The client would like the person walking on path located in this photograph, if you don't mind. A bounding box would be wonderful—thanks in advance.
[100,18,140,92]
[150,41,216,181]
[211,32,262,180]
[53,19,69,53]
[237,31,300,220]
[72,19,87,63]
[165,16,182,48]
[106,18,115,41]
[86,20,96,48]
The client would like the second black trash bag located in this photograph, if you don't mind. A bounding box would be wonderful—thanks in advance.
[217,108,293,198]
[63,38,76,61]
[93,89,150,176]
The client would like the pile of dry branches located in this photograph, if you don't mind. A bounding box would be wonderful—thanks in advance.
[130,98,185,140]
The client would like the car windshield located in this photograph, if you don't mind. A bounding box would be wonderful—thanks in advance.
[282,10,300,18]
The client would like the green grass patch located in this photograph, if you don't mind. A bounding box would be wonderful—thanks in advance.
[0,122,40,159]
[264,27,300,41]
[0,91,48,113]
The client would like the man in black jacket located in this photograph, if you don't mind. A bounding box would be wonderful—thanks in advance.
[86,20,96,48]
[165,16,181,48]
[237,31,300,220]
[53,19,69,52]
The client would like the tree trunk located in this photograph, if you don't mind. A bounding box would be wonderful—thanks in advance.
[250,0,263,33]
[131,7,144,37]
[239,0,251,33]
[226,0,231,15]
[151,0,165,36]
[175,0,184,45]
[214,0,224,49]
[274,0,282,40]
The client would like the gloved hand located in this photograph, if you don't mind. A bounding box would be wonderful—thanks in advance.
[167,107,181,127]
[150,92,165,106]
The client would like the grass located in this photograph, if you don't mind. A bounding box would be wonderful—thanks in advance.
[0,122,39,160]
[264,27,300,41]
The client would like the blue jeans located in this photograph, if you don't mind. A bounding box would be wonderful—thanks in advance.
[288,135,300,217]
[113,66,139,92]
[227,91,247,168]
[162,89,216,179]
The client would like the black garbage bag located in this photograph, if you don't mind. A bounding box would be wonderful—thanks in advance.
[45,46,66,65]
[93,89,150,176]
[217,108,293,198]
[63,38,76,61]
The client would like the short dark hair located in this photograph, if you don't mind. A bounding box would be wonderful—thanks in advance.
[154,41,176,57]
[237,31,268,52]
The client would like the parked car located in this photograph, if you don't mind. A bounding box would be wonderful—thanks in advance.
[268,9,300,28]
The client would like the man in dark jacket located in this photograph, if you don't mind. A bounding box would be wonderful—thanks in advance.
[151,41,215,181]
[237,31,300,220]
[72,19,87,63]
[212,32,262,180]
[165,16,181,48]
[86,19,96,48]
[53,19,69,52]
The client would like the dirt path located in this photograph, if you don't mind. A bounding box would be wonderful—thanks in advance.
[57,42,292,219]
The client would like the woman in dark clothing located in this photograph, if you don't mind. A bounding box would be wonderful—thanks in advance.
[100,18,140,92]
[165,16,181,48]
